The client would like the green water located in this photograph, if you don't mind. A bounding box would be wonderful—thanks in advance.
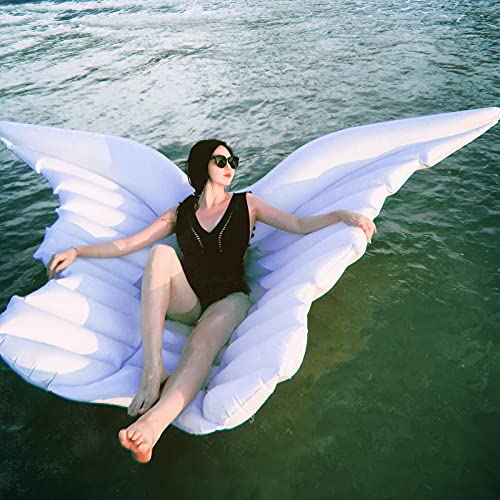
[0,1,498,498]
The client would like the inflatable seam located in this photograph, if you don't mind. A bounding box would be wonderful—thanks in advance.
[219,373,280,428]
[10,297,137,352]
[4,336,116,370]
[30,281,138,318]
[56,189,152,224]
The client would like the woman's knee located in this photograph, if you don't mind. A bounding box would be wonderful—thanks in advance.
[146,244,181,272]
[143,245,180,286]
[149,244,177,261]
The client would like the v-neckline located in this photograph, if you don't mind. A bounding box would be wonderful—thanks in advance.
[194,194,235,234]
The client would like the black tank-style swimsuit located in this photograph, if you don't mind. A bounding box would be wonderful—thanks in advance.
[175,191,254,312]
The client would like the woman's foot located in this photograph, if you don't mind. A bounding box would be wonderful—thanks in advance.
[128,363,169,416]
[118,418,160,463]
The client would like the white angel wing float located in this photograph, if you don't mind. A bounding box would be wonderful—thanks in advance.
[0,107,498,435]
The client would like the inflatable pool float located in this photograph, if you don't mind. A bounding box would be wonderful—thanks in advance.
[0,107,498,434]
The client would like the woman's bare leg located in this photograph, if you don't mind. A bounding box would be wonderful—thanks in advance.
[119,292,251,463]
[128,244,201,417]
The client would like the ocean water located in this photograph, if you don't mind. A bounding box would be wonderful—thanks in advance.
[0,1,498,499]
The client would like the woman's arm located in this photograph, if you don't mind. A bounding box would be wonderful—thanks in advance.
[48,207,177,279]
[76,207,177,257]
[248,193,376,243]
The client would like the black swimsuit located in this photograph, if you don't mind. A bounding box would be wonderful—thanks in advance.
[175,191,253,311]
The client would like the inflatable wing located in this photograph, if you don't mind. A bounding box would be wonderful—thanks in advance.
[0,107,498,435]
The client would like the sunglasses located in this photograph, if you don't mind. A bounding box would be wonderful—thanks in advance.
[211,154,239,169]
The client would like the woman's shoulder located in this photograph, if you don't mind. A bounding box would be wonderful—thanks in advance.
[237,190,258,208]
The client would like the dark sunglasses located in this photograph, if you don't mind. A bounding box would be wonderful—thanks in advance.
[211,154,239,169]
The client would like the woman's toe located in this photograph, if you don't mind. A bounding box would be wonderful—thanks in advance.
[118,429,132,450]
[118,429,126,443]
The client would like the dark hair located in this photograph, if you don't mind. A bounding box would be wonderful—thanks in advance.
[175,139,235,216]
[187,139,234,198]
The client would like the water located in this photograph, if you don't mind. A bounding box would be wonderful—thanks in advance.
[0,1,499,498]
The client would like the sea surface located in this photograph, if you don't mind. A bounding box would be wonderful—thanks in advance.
[0,1,498,499]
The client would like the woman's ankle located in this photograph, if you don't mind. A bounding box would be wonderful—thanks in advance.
[141,355,165,374]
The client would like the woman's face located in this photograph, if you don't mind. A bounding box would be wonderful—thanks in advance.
[207,145,235,188]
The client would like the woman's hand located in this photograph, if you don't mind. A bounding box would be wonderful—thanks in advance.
[338,210,377,244]
[47,248,79,279]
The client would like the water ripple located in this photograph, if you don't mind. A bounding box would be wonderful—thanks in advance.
[0,1,499,497]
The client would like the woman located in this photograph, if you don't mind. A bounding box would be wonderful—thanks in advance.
[47,139,376,463]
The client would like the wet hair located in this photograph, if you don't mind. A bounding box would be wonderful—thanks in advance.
[185,138,234,210]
